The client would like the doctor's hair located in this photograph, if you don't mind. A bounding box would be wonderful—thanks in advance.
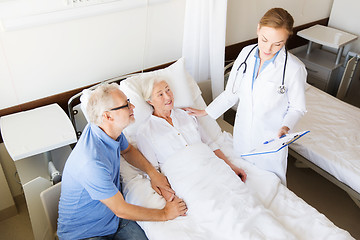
[259,8,294,36]
[141,76,169,102]
[86,83,119,125]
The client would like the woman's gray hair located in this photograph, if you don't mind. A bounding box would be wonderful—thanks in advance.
[141,76,168,102]
[86,83,119,125]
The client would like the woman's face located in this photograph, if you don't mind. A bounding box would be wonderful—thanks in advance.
[148,80,174,113]
[257,25,289,61]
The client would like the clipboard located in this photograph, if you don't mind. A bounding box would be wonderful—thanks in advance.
[240,130,310,157]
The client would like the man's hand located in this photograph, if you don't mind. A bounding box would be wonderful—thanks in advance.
[163,196,187,220]
[121,144,175,197]
[148,170,175,197]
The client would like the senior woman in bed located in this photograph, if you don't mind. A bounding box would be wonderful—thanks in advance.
[136,77,247,200]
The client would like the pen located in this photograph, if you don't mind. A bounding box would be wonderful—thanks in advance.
[263,139,274,144]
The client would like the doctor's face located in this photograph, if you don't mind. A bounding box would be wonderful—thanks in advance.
[257,25,289,61]
[148,80,174,113]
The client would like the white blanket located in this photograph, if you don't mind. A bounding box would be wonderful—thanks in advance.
[122,141,353,240]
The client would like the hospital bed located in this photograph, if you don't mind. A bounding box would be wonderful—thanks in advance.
[67,58,354,239]
[289,84,360,207]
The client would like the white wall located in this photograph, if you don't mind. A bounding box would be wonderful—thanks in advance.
[0,0,335,111]
[226,0,334,46]
[328,0,360,53]
[0,0,186,110]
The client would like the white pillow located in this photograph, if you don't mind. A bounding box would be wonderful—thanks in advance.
[79,88,92,123]
[120,58,201,142]
[79,58,203,143]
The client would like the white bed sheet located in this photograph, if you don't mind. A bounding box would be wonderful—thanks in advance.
[290,84,360,194]
[74,59,354,239]
[120,131,353,240]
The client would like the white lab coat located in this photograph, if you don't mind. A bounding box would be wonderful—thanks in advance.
[206,44,307,184]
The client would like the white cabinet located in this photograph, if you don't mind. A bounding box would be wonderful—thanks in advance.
[295,25,357,95]
[295,48,342,95]
[0,104,77,240]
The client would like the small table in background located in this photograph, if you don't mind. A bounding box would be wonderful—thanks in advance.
[0,103,77,240]
[296,25,358,95]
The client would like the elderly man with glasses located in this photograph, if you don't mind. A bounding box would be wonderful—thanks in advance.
[57,83,187,240]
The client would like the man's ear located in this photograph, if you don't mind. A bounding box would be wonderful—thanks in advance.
[147,100,153,106]
[103,112,111,121]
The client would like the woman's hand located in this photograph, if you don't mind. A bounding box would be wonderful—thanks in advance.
[232,166,247,182]
[182,107,208,117]
[277,126,290,138]
[213,149,247,182]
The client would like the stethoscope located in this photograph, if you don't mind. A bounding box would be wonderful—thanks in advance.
[231,44,288,94]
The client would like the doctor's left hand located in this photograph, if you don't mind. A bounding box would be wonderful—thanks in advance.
[277,126,290,138]
[148,170,175,197]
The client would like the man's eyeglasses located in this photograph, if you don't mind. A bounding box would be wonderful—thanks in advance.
[110,99,130,111]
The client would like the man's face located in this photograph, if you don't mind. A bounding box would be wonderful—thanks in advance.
[107,89,135,130]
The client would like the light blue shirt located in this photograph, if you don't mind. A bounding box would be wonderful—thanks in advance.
[252,48,280,89]
[57,123,129,240]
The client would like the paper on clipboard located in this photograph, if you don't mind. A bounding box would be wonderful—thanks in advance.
[240,130,310,157]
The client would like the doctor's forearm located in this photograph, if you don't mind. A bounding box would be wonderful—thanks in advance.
[282,110,303,131]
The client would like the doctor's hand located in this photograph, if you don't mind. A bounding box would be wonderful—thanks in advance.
[182,107,208,117]
[277,126,290,138]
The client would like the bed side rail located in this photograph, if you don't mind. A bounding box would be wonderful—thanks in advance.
[67,73,138,139]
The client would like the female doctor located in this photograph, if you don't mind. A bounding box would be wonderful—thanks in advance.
[185,8,307,185]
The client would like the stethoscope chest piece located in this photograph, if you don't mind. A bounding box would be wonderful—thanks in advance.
[278,85,286,94]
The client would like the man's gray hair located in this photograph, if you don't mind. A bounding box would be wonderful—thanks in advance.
[141,76,168,102]
[86,83,119,125]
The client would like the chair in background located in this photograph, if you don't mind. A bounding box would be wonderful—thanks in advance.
[40,182,61,240]
[337,53,359,100]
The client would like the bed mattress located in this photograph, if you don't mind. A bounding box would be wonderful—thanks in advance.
[290,84,360,194]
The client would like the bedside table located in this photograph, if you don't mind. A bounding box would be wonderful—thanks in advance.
[0,103,77,240]
[296,25,357,95]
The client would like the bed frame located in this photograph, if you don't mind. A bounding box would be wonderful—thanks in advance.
[67,65,360,209]
[67,74,136,139]
[289,148,360,208]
